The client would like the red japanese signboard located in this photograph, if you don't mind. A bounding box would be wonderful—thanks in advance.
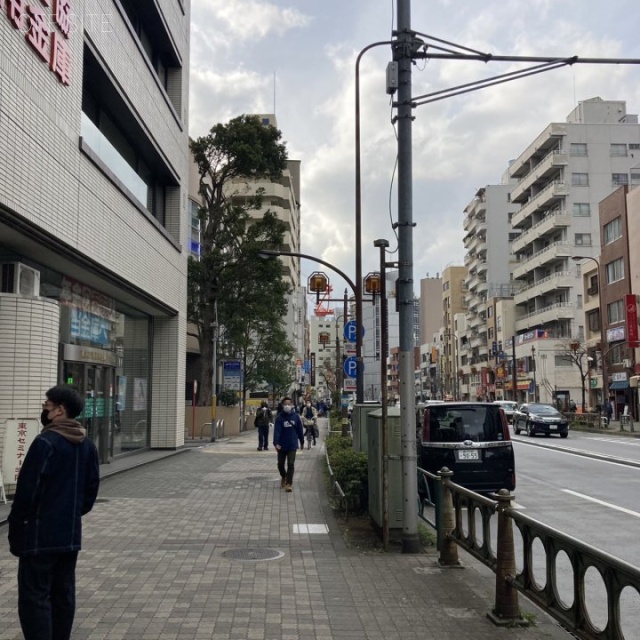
[626,294,639,347]
[1,0,72,86]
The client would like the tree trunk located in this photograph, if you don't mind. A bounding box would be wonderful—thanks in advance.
[198,315,214,407]
[581,375,587,412]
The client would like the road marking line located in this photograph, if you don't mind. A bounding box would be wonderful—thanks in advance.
[513,439,640,468]
[562,489,640,518]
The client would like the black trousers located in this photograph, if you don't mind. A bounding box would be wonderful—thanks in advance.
[277,449,297,484]
[18,551,79,640]
[257,424,269,449]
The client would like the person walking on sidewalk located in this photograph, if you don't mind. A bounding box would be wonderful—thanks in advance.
[254,400,272,451]
[8,384,100,640]
[273,397,304,492]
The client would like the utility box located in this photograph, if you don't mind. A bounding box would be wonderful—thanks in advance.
[352,402,381,454]
[367,407,403,531]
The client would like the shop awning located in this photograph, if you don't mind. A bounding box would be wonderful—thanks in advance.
[609,380,629,390]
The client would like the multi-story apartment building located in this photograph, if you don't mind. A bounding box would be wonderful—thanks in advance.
[0,2,191,485]
[461,185,519,399]
[308,314,344,400]
[596,187,637,418]
[419,275,442,344]
[508,98,640,404]
[441,265,467,398]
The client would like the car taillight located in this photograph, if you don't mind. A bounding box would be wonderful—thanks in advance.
[501,410,511,440]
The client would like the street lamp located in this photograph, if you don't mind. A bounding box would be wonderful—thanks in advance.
[572,255,606,405]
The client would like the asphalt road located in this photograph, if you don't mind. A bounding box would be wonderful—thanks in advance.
[509,429,640,637]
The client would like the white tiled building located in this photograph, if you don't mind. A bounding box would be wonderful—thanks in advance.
[507,98,640,405]
[0,1,191,479]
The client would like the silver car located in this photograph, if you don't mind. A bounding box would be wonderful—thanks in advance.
[494,400,518,424]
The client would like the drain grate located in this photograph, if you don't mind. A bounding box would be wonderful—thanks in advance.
[222,548,284,562]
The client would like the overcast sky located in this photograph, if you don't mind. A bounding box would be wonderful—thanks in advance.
[189,0,640,301]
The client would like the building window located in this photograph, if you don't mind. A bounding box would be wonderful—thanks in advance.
[608,299,625,324]
[606,258,624,284]
[587,309,600,332]
[631,172,640,186]
[630,144,640,150]
[570,143,588,156]
[574,233,591,246]
[603,217,622,245]
[612,173,629,186]
[610,144,628,157]
[189,199,201,259]
[573,203,591,217]
[81,45,178,234]
[571,173,589,186]
[554,355,573,367]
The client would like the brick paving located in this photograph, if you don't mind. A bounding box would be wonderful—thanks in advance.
[0,421,570,639]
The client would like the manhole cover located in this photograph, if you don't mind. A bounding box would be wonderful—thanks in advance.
[222,548,284,562]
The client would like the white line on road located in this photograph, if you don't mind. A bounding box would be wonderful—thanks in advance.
[562,489,640,518]
[513,438,640,468]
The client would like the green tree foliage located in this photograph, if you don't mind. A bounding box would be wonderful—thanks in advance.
[189,115,292,406]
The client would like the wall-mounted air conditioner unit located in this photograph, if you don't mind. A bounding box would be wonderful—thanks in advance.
[630,376,640,388]
[1,263,40,296]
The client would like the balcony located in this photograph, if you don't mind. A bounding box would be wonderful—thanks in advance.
[512,181,569,228]
[510,151,568,203]
[508,123,567,178]
[511,211,571,253]
[515,302,574,331]
[476,260,488,275]
[513,271,574,305]
[513,241,571,280]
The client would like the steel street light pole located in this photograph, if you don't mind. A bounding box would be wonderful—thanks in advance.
[355,40,392,405]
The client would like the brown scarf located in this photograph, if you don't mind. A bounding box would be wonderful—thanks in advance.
[42,418,87,444]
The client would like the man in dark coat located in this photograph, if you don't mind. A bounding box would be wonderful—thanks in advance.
[8,384,100,640]
[273,396,304,492]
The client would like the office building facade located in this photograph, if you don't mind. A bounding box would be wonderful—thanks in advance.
[0,2,191,488]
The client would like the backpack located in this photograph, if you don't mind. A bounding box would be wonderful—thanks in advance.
[254,407,270,428]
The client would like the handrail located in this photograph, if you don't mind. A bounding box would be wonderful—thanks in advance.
[517,270,573,295]
[421,466,640,636]
[514,208,567,244]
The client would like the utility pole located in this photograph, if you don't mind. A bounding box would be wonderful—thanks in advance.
[394,0,420,553]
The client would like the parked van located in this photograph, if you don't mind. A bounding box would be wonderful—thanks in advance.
[417,402,515,494]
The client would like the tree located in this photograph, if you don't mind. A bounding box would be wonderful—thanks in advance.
[257,338,296,404]
[189,115,289,406]
[558,339,589,411]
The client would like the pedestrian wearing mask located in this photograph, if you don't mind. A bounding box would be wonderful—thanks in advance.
[273,396,304,492]
[8,385,100,640]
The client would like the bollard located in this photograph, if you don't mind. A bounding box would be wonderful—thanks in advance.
[487,489,526,626]
[438,467,460,566]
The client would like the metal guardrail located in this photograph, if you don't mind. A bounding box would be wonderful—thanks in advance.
[325,450,349,520]
[417,465,640,638]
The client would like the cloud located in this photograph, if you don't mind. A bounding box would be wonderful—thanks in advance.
[188,0,640,299]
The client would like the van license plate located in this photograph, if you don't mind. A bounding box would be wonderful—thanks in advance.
[458,450,479,460]
[549,425,557,430]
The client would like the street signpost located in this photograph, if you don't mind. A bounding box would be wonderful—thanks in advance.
[343,355,358,379]
[344,320,364,343]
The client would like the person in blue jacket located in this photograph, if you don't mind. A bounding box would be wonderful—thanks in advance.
[273,396,304,492]
[8,385,100,640]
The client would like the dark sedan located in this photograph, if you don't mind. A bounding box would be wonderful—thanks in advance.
[513,403,569,438]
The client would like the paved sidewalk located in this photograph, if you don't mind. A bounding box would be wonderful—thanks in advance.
[0,422,570,640]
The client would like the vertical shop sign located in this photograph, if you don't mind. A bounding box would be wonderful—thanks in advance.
[626,294,639,347]
[2,419,41,484]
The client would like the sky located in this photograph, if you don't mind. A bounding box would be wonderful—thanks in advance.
[188,0,640,301]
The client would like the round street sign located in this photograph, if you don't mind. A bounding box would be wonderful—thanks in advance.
[343,320,364,343]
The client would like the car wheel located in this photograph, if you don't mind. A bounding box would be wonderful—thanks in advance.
[560,432,568,439]
[527,422,535,437]
[514,420,520,435]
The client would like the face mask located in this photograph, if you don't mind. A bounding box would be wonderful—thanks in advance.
[283,405,293,413]
[306,403,311,408]
[41,409,53,426]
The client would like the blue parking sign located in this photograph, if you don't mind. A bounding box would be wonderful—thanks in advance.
[343,320,364,343]
[343,356,358,378]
